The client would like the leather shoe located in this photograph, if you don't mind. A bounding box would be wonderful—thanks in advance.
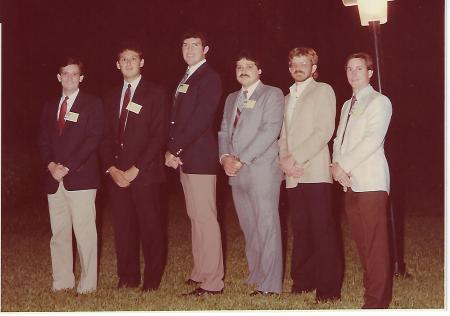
[185,278,200,286]
[249,290,277,296]
[142,285,158,292]
[183,287,223,296]
[291,286,314,294]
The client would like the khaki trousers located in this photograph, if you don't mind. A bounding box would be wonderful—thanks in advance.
[180,170,224,291]
[47,182,97,293]
[345,189,392,308]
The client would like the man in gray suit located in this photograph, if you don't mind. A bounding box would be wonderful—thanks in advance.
[218,51,284,295]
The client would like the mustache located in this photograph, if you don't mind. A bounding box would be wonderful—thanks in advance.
[293,70,304,75]
[239,74,250,78]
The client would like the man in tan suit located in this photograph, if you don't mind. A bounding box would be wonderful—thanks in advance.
[279,47,343,302]
[331,52,393,308]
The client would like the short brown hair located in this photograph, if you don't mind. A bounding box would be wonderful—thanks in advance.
[116,40,144,60]
[181,30,209,48]
[288,47,318,66]
[236,50,262,69]
[345,52,374,70]
[58,57,84,75]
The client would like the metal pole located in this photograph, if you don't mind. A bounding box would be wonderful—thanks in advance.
[369,20,409,277]
[370,20,383,93]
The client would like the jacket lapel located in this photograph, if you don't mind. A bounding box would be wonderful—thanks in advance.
[289,80,316,132]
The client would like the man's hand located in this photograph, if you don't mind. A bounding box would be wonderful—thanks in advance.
[108,166,131,188]
[278,155,295,174]
[124,165,139,182]
[222,155,243,177]
[287,164,304,178]
[330,162,351,189]
[165,151,183,169]
[48,162,68,182]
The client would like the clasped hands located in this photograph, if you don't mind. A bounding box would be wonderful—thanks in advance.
[165,152,183,169]
[278,155,304,178]
[330,162,351,190]
[48,162,68,182]
[221,155,244,177]
[108,165,139,188]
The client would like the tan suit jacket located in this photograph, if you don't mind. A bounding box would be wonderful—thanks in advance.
[279,80,336,188]
[332,84,392,193]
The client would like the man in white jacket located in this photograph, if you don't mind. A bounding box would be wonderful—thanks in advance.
[331,52,393,309]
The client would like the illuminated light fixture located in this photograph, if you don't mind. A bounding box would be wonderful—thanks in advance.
[342,0,394,26]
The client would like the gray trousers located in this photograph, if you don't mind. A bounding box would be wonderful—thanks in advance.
[231,180,283,293]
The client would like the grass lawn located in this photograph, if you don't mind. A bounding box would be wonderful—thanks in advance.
[1,184,445,312]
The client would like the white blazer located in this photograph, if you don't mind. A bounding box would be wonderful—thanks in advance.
[332,84,392,193]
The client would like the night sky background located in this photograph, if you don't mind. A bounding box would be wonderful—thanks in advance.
[0,0,445,217]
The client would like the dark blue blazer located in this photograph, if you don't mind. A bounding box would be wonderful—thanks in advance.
[99,78,168,185]
[38,90,105,194]
[168,62,222,174]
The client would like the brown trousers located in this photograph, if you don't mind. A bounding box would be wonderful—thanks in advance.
[345,189,392,308]
[180,170,224,291]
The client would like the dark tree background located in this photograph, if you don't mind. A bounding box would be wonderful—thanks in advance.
[0,0,444,216]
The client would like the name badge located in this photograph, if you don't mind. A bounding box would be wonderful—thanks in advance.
[177,84,189,94]
[244,100,256,109]
[65,111,79,122]
[126,102,142,114]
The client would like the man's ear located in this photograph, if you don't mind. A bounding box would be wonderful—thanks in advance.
[368,69,374,78]
[79,75,84,83]
[203,45,210,55]
[116,61,121,70]
[57,74,62,82]
[140,58,144,68]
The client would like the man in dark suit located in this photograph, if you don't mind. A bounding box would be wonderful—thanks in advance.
[165,31,224,296]
[38,57,104,294]
[99,42,168,292]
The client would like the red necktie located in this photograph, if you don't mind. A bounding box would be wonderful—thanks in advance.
[58,96,69,135]
[118,84,131,144]
[341,95,357,146]
[233,90,248,129]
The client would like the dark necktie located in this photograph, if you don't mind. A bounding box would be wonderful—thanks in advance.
[174,70,189,101]
[233,90,248,129]
[341,95,357,146]
[58,96,69,135]
[118,84,131,144]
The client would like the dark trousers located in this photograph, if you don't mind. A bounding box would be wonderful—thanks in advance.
[287,183,343,299]
[107,178,165,289]
[345,189,392,309]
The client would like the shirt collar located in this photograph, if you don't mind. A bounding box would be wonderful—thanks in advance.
[241,80,261,98]
[123,75,142,91]
[187,59,206,78]
[353,84,374,100]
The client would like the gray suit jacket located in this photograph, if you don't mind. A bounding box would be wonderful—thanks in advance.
[218,81,284,186]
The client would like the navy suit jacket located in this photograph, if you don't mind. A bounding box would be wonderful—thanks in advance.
[99,78,168,185]
[168,62,222,174]
[38,90,105,194]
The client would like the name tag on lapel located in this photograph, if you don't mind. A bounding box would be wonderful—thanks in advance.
[126,102,142,114]
[244,100,256,109]
[177,84,189,94]
[65,111,79,122]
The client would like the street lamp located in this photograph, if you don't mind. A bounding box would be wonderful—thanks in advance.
[342,0,410,278]
[342,0,393,93]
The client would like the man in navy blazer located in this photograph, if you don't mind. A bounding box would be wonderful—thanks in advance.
[38,57,104,294]
[99,42,168,292]
[165,31,224,296]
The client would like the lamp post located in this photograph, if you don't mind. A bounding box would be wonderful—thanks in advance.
[342,0,410,278]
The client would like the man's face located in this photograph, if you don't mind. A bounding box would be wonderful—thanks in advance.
[236,58,261,88]
[116,49,144,81]
[288,55,317,83]
[346,58,373,92]
[182,37,209,66]
[57,64,83,93]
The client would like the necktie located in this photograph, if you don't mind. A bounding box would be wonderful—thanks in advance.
[118,83,131,144]
[174,69,189,101]
[341,95,357,146]
[58,96,69,135]
[233,90,248,129]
